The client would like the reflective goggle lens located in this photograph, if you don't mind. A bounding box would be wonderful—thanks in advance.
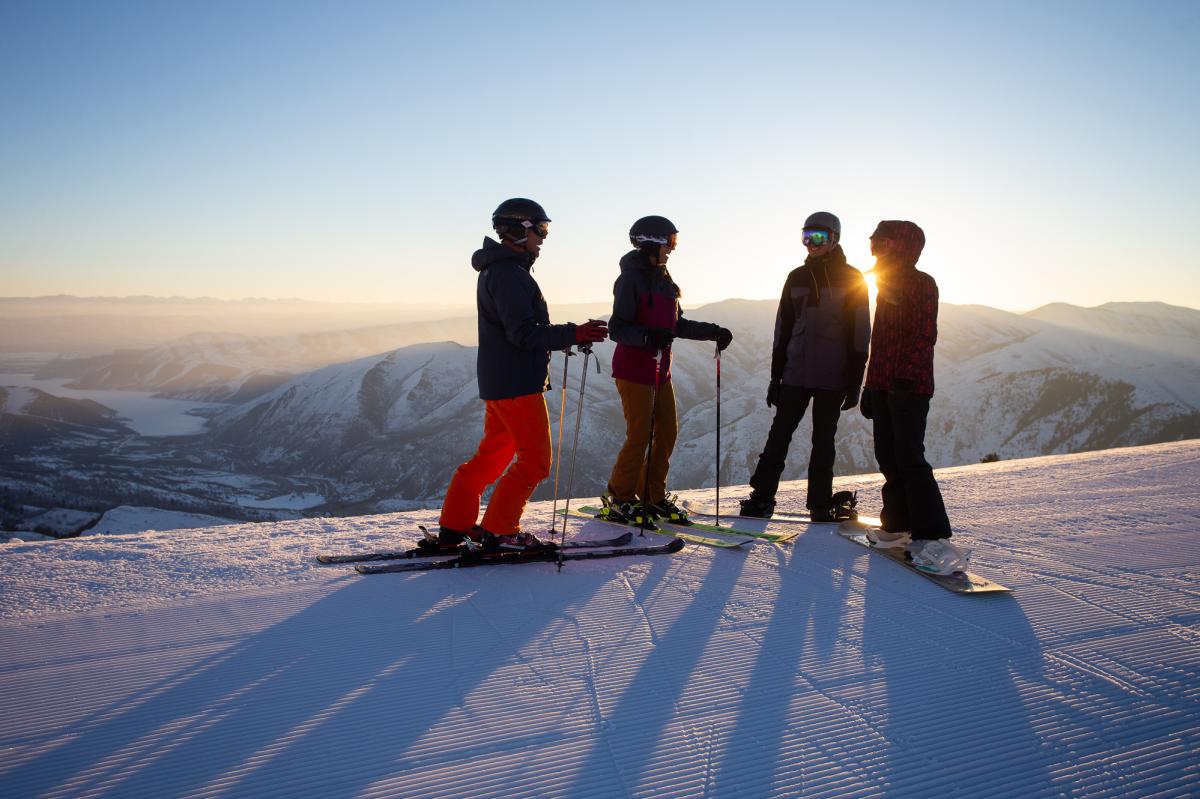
[523,220,550,238]
[633,232,678,248]
[802,229,830,247]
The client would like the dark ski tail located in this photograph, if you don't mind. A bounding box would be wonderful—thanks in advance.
[355,537,684,574]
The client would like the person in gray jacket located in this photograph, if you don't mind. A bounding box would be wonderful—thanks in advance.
[740,211,870,520]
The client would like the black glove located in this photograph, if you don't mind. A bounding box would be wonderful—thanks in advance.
[714,327,733,351]
[645,328,675,349]
[766,380,781,408]
[841,387,861,411]
[860,389,874,420]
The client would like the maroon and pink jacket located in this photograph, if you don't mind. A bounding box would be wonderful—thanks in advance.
[864,265,939,396]
[609,250,721,385]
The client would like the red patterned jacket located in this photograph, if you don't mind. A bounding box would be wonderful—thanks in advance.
[864,267,939,396]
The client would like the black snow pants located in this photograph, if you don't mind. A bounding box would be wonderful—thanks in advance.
[868,388,952,539]
[748,385,843,509]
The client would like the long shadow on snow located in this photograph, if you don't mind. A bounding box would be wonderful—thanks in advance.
[860,555,1048,798]
[1,566,616,798]
[564,547,750,796]
[707,525,859,795]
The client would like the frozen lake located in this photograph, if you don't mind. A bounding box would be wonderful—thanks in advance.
[0,373,225,436]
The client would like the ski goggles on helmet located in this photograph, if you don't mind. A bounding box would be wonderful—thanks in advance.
[522,219,550,238]
[633,232,678,249]
[802,228,832,247]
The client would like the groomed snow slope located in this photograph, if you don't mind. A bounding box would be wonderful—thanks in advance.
[1,441,1197,798]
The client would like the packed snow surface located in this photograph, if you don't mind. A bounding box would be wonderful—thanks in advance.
[1,441,1197,798]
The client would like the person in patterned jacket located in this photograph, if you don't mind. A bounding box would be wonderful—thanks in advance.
[598,215,733,528]
[860,220,968,576]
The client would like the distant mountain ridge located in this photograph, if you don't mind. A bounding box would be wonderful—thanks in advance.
[2,299,1197,528]
[201,300,1200,508]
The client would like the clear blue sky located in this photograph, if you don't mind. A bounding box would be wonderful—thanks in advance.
[2,0,1198,311]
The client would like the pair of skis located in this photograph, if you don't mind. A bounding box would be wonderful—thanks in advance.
[319,528,684,574]
[565,506,797,548]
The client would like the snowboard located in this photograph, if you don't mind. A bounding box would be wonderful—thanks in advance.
[838,518,1011,594]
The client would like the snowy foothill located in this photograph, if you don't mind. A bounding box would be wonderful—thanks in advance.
[1,441,1198,798]
[0,373,223,437]
[82,506,240,536]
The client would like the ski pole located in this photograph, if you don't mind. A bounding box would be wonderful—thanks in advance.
[548,348,574,536]
[558,340,600,570]
[714,341,721,528]
[640,347,661,538]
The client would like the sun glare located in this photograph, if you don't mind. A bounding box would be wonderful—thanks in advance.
[864,270,878,306]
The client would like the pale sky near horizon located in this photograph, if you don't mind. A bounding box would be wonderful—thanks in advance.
[2,0,1198,314]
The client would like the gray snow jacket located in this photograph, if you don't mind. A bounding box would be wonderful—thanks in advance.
[771,246,871,392]
[472,237,577,401]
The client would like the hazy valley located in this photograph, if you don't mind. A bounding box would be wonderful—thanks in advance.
[2,297,1198,537]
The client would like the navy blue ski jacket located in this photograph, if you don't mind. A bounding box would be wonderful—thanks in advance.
[472,237,577,401]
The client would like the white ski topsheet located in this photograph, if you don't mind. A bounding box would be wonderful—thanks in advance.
[1,441,1198,798]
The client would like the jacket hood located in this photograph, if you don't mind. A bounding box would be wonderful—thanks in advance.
[871,221,925,267]
[619,249,652,274]
[472,236,533,273]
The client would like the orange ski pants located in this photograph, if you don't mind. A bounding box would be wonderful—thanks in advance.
[440,392,552,535]
[607,377,677,504]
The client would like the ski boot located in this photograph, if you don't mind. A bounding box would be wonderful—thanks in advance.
[647,494,690,526]
[420,525,485,554]
[598,494,658,531]
[738,495,775,519]
[808,507,837,523]
[481,529,553,555]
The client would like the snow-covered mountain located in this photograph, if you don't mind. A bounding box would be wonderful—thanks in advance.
[211,342,485,504]
[0,385,132,454]
[205,300,1200,508]
[83,505,238,535]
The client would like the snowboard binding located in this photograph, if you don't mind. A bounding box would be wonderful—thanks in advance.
[830,490,859,522]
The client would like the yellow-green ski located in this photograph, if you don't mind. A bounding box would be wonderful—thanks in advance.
[564,506,753,548]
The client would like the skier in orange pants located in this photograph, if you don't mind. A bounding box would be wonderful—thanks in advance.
[438,198,608,552]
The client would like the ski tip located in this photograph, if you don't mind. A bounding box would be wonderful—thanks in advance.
[667,537,686,552]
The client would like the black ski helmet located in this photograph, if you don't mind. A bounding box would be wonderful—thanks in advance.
[492,198,550,241]
[629,215,679,251]
[803,211,841,243]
